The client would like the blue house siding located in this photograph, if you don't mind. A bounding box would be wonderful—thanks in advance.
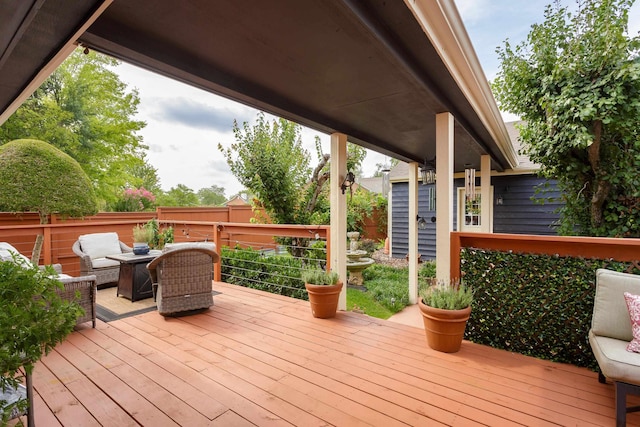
[391,175,563,260]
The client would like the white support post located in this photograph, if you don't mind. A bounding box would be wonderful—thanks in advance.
[330,133,348,310]
[435,112,454,283]
[480,154,492,233]
[408,162,419,304]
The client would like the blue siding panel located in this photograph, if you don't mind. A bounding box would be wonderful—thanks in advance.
[391,175,563,260]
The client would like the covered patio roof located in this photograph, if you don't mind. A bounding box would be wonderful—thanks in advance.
[1,0,517,173]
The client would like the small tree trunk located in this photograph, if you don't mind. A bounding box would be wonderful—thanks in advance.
[31,213,49,265]
[587,120,610,229]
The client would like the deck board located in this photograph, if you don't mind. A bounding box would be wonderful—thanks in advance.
[16,281,640,426]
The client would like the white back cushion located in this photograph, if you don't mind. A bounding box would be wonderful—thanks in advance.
[592,269,640,341]
[79,232,122,259]
[0,242,31,265]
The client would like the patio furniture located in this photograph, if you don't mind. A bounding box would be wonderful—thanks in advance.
[589,268,640,427]
[146,242,219,316]
[1,241,97,327]
[57,274,98,328]
[107,251,161,302]
[72,232,132,287]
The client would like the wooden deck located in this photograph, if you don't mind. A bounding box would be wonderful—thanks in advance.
[21,282,639,426]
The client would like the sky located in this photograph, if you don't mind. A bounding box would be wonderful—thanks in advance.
[113,0,640,198]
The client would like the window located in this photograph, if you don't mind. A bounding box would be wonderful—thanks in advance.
[425,186,436,211]
[464,194,481,226]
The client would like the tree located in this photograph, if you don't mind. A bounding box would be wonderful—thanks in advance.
[198,185,227,206]
[219,112,367,226]
[156,184,200,207]
[0,139,98,262]
[493,0,640,237]
[0,48,148,209]
[219,113,316,224]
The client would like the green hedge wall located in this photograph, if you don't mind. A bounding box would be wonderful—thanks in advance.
[461,248,639,370]
[220,246,308,300]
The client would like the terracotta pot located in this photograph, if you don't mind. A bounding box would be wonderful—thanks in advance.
[305,281,343,318]
[418,298,471,353]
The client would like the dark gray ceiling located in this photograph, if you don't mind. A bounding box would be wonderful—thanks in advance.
[1,0,512,172]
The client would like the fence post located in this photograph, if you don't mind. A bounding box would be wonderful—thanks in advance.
[213,223,221,282]
[450,232,461,281]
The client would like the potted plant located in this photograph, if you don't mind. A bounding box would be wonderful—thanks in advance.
[1,257,82,423]
[302,269,343,319]
[132,224,153,255]
[418,280,473,353]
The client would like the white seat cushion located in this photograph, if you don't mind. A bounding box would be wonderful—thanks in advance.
[79,232,122,260]
[90,257,121,269]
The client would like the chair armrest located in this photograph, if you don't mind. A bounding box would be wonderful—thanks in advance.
[72,240,94,273]
[39,264,63,274]
[119,241,133,253]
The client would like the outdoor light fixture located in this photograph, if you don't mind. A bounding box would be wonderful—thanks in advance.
[416,215,428,230]
[420,157,436,185]
[496,195,504,205]
[341,171,355,194]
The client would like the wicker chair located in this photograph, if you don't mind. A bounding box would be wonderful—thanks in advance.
[57,274,98,328]
[72,232,132,288]
[146,242,219,316]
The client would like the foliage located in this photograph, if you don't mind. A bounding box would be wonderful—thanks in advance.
[0,259,82,422]
[0,48,148,208]
[132,224,154,243]
[0,139,98,223]
[219,113,312,224]
[358,238,377,255]
[347,288,394,319]
[138,219,173,249]
[112,187,156,212]
[301,268,339,285]
[420,281,473,310]
[493,0,640,237]
[220,246,307,299]
[461,248,637,369]
[361,264,410,312]
[197,185,227,206]
[156,184,200,207]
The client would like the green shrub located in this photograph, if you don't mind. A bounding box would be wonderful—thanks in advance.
[301,269,339,285]
[0,259,82,422]
[220,246,307,299]
[362,264,410,312]
[461,248,635,370]
[421,281,473,310]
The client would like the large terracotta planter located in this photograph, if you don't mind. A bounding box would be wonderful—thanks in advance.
[305,281,343,318]
[418,298,471,353]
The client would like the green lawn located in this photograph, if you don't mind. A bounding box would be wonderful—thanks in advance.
[346,287,394,319]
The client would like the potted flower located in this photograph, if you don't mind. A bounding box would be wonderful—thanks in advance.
[302,269,343,318]
[132,224,153,255]
[418,280,473,353]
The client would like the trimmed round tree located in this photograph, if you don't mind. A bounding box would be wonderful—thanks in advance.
[0,139,98,262]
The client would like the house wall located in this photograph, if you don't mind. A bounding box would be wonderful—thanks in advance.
[390,175,563,260]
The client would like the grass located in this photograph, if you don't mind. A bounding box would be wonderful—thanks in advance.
[346,288,395,319]
[345,260,437,320]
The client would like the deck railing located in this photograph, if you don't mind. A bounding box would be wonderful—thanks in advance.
[450,231,640,279]
[0,219,330,281]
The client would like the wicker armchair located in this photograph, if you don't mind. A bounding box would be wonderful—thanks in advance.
[57,274,98,328]
[146,242,219,316]
[72,232,132,288]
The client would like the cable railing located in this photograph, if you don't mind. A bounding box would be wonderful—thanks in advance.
[0,219,330,298]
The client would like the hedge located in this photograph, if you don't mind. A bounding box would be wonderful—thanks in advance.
[461,248,639,370]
